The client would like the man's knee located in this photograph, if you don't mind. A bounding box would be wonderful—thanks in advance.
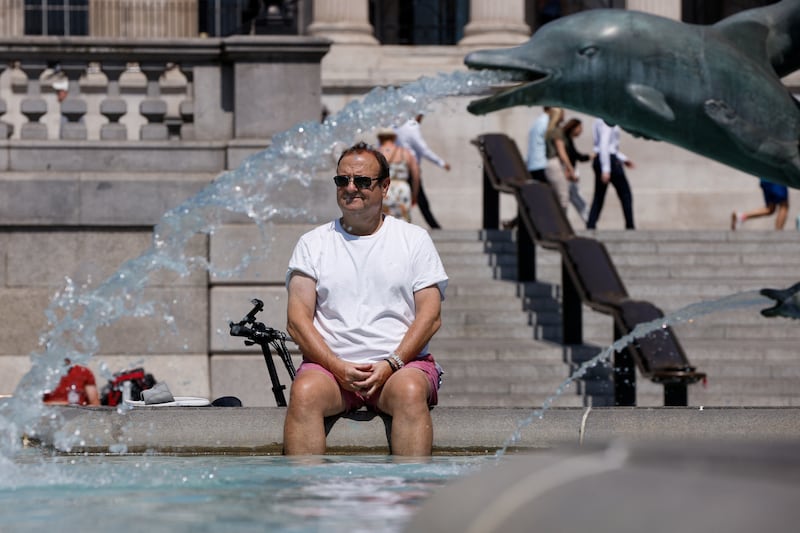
[381,371,431,413]
[289,372,339,412]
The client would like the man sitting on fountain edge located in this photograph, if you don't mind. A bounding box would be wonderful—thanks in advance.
[282,141,448,456]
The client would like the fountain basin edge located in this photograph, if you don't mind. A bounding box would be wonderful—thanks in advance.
[28,406,800,455]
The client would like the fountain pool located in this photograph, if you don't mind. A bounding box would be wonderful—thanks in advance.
[0,452,491,532]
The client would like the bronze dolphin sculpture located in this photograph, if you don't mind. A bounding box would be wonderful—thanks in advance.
[464,0,800,189]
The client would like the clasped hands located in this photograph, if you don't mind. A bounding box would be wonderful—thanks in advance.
[338,359,393,398]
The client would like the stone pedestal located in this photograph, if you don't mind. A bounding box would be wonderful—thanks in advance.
[224,36,330,141]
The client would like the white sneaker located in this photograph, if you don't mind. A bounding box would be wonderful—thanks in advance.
[730,211,744,230]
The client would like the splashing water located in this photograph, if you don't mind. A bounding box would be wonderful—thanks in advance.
[0,69,518,460]
[496,289,770,456]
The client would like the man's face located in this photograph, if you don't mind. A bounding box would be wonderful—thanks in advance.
[335,151,388,215]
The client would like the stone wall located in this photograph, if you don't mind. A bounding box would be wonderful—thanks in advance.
[0,36,331,404]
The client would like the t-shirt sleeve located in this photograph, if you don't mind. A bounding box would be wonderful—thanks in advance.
[285,234,317,288]
[411,231,448,300]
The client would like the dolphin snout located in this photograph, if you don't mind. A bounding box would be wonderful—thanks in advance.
[463,47,551,115]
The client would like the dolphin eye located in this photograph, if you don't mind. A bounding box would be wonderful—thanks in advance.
[579,46,598,57]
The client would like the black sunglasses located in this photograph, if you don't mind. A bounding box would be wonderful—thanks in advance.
[333,175,383,189]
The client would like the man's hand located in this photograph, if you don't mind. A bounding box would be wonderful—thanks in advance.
[355,360,394,398]
[336,361,374,393]
[602,172,611,184]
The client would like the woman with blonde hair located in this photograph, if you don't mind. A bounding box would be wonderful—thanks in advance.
[543,107,576,211]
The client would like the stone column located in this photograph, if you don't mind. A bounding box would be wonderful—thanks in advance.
[459,0,530,46]
[626,0,681,20]
[307,0,377,44]
[90,0,198,37]
[0,0,24,37]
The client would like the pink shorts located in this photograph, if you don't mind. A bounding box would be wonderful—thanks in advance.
[296,354,441,413]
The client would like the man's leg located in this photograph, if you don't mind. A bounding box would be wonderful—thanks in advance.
[736,205,776,229]
[586,159,607,229]
[775,201,789,229]
[377,369,433,456]
[283,369,346,455]
[610,166,635,229]
[416,180,441,229]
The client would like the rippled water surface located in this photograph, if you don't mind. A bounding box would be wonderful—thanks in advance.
[0,453,492,533]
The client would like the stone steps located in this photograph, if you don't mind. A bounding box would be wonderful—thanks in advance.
[430,229,800,408]
[432,231,591,408]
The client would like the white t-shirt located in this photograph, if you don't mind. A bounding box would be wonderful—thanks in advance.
[286,216,448,363]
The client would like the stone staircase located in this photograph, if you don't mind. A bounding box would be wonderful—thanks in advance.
[431,229,800,408]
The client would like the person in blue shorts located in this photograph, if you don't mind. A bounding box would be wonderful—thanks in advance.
[731,178,789,230]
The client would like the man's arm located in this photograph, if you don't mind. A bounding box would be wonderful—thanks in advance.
[598,123,613,182]
[393,284,442,364]
[286,271,370,388]
[405,125,449,169]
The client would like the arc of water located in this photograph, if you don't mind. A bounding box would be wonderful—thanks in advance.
[496,290,770,456]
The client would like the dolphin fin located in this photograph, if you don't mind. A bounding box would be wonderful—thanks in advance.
[626,84,675,122]
[712,19,772,70]
[712,0,800,78]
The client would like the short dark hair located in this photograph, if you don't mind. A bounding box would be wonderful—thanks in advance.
[337,142,390,180]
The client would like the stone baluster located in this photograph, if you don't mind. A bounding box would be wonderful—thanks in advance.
[0,100,10,139]
[179,66,194,140]
[18,60,49,140]
[307,0,378,44]
[0,63,12,138]
[99,62,129,140]
[459,0,530,46]
[59,61,89,140]
[138,62,168,141]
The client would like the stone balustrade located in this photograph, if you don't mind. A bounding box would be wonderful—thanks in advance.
[0,36,329,160]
